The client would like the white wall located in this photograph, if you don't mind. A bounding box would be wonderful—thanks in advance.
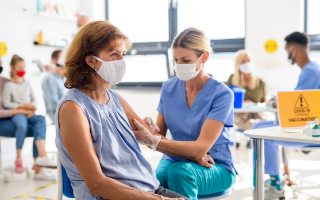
[246,0,305,96]
[0,0,105,166]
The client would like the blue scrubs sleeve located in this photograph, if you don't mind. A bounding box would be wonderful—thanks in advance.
[295,67,316,90]
[206,89,234,127]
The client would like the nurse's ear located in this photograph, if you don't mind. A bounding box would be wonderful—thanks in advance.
[201,51,210,64]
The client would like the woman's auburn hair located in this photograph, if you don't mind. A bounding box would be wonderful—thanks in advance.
[232,50,259,90]
[64,21,132,90]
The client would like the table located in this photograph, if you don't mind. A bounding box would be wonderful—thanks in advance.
[244,126,320,200]
[234,107,278,113]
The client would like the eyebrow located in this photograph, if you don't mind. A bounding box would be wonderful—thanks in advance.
[173,56,190,59]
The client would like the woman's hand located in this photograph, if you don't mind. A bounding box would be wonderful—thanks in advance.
[143,117,160,133]
[132,118,161,152]
[191,154,215,168]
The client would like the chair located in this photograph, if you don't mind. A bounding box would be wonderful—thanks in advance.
[0,136,30,183]
[57,151,75,199]
[198,189,231,199]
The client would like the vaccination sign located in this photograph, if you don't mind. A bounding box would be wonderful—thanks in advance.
[277,90,320,128]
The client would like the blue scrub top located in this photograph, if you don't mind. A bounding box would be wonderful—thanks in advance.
[157,76,237,175]
[295,61,320,90]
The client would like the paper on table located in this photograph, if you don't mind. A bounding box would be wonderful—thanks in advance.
[282,129,303,133]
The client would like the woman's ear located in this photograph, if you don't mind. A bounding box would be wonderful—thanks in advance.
[85,56,96,69]
[202,51,210,64]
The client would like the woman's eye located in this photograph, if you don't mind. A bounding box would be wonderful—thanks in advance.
[183,60,190,63]
[174,59,178,63]
[123,53,126,57]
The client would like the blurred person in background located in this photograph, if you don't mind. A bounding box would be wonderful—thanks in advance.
[42,50,66,123]
[0,55,56,180]
[225,50,267,131]
[57,14,89,67]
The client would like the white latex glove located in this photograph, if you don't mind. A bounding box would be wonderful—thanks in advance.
[143,117,160,133]
[157,195,184,200]
[133,118,161,152]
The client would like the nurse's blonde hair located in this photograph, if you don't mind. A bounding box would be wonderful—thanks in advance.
[172,28,212,58]
[232,50,259,90]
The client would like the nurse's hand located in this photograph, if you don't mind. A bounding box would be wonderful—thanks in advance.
[144,117,160,133]
[133,118,161,152]
[192,154,215,168]
[158,196,185,200]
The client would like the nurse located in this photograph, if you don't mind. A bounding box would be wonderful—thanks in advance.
[134,28,237,200]
[256,32,320,200]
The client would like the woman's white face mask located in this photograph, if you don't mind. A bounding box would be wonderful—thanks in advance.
[174,54,203,81]
[239,62,253,74]
[92,56,126,85]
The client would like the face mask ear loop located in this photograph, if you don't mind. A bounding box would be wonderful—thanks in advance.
[196,53,204,72]
[92,56,104,72]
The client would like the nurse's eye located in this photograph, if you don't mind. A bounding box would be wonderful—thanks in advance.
[123,53,126,57]
[174,59,178,63]
[183,60,190,63]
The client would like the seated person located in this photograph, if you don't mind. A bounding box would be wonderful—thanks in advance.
[42,50,66,123]
[225,50,267,131]
[141,28,237,200]
[0,55,56,180]
[56,21,216,200]
[257,32,320,200]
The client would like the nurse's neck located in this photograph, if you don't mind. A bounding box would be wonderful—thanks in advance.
[185,68,210,92]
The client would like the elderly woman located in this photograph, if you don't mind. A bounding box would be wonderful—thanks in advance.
[56,21,218,200]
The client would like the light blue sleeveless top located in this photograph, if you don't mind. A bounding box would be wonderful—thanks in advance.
[55,88,159,199]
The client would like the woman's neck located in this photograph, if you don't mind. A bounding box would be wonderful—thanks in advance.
[79,76,111,105]
[11,76,23,83]
[185,68,210,92]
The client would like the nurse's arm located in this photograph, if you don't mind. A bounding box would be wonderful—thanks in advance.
[59,101,169,200]
[157,119,224,158]
[119,94,213,164]
[156,113,168,137]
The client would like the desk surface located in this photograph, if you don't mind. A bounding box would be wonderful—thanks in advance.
[244,126,320,144]
[234,107,278,113]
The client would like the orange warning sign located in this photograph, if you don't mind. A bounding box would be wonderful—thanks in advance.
[277,90,320,128]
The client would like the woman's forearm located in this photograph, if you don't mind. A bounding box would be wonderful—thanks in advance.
[157,140,207,158]
[93,176,161,200]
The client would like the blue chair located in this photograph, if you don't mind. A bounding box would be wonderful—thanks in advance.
[57,152,75,199]
[198,189,231,199]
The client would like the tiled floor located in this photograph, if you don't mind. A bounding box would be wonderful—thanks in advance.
[1,89,320,200]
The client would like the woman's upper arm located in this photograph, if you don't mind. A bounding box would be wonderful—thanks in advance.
[59,101,104,188]
[118,93,166,138]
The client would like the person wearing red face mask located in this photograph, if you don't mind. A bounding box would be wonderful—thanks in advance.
[1,55,57,180]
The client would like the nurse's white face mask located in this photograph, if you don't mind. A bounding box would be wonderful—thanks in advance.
[239,62,253,74]
[92,56,126,85]
[174,54,203,81]
[287,47,295,65]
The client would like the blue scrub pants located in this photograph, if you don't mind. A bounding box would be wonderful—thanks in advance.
[0,114,46,158]
[156,160,236,200]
